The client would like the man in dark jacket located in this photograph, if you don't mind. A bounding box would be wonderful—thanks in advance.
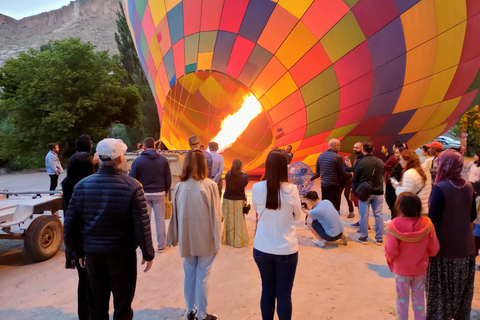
[353,141,385,245]
[61,134,96,320]
[130,137,172,253]
[307,139,352,212]
[64,138,154,320]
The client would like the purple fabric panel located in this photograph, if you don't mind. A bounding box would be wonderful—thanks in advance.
[352,0,399,38]
[393,0,421,14]
[238,0,276,42]
[211,31,237,73]
[376,110,417,136]
[367,18,406,70]
[365,87,402,120]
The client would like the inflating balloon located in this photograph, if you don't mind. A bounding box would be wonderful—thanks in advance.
[122,0,480,173]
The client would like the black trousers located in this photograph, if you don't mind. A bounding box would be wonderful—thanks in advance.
[75,259,89,320]
[340,179,354,213]
[85,251,137,320]
[321,186,341,211]
[384,181,397,218]
[49,174,59,191]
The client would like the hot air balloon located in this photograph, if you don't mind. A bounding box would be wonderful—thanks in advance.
[122,0,480,174]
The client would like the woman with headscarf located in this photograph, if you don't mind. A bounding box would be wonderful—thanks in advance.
[426,149,477,320]
[61,134,96,320]
[222,159,250,247]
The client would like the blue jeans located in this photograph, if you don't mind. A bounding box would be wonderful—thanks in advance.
[144,193,166,250]
[253,248,298,320]
[359,194,384,242]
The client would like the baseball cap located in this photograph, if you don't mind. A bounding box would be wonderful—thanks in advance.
[425,141,443,151]
[96,138,127,161]
[189,135,199,146]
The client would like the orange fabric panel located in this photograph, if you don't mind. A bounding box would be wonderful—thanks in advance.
[257,5,298,54]
[250,57,287,98]
[401,0,437,51]
[275,22,318,70]
[399,104,439,134]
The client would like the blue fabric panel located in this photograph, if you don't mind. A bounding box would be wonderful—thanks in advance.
[164,48,175,87]
[376,110,417,135]
[238,0,276,42]
[393,0,421,15]
[167,2,184,45]
[367,18,406,70]
[211,31,237,73]
[128,0,136,26]
[169,75,177,88]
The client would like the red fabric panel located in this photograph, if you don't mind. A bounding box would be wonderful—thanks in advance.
[339,72,373,110]
[301,0,349,39]
[268,91,305,126]
[290,42,332,87]
[147,51,157,81]
[219,0,249,33]
[335,100,370,127]
[157,62,171,99]
[298,131,331,149]
[184,0,202,36]
[352,0,398,38]
[225,36,255,79]
[467,0,480,18]
[156,16,172,56]
[273,109,307,143]
[460,13,480,63]
[334,42,372,87]
[276,125,307,147]
[172,38,185,79]
[444,57,480,100]
[201,0,223,31]
[449,89,478,119]
[348,115,389,136]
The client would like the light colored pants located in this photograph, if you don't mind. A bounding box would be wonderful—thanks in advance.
[359,194,384,242]
[395,274,426,320]
[145,193,166,250]
[183,254,216,320]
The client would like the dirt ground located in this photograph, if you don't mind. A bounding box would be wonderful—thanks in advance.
[0,171,479,320]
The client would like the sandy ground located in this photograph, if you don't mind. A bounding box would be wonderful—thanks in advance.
[0,171,479,320]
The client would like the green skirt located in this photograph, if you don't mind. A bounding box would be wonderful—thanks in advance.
[222,198,250,248]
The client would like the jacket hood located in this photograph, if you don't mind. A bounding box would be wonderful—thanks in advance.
[386,216,432,242]
[76,134,92,152]
[141,149,160,159]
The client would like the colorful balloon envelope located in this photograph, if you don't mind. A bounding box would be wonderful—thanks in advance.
[122,0,480,173]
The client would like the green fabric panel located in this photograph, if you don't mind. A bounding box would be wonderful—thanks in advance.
[335,135,371,151]
[326,122,360,142]
[141,31,149,61]
[185,63,197,74]
[305,113,338,138]
[467,67,480,93]
[342,0,360,9]
[135,0,149,21]
[199,31,218,53]
[320,11,366,63]
[300,66,339,106]
[305,91,340,123]
[185,34,200,66]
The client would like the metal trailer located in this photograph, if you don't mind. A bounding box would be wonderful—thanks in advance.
[0,191,63,262]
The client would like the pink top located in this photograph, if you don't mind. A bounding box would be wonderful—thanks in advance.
[385,216,440,277]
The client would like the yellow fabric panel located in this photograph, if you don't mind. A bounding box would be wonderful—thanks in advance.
[420,68,457,107]
[198,75,227,110]
[404,38,437,85]
[338,135,371,152]
[433,22,466,74]
[275,22,318,69]
[393,78,431,113]
[149,36,163,69]
[406,123,447,150]
[326,122,359,141]
[422,96,461,130]
[155,77,166,102]
[305,91,339,122]
[250,57,286,99]
[401,0,437,51]
[303,153,321,167]
[178,73,204,95]
[265,73,298,107]
[165,0,182,11]
[399,104,439,134]
[434,0,467,34]
[148,1,167,26]
[259,96,274,112]
[197,52,214,70]
[305,113,337,138]
[293,145,320,159]
[319,12,365,63]
[278,0,314,19]
[257,5,298,54]
[199,31,218,53]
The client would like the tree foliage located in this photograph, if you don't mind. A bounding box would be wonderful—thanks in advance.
[0,38,142,168]
[115,2,160,143]
[459,104,480,155]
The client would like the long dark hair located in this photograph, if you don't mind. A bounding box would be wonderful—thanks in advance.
[229,159,242,190]
[475,150,480,167]
[395,192,422,218]
[263,149,288,210]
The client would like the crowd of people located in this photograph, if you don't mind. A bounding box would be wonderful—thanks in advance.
[45,133,479,320]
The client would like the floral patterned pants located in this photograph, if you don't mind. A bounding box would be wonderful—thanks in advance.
[395,274,426,320]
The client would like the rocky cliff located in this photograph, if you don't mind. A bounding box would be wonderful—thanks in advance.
[0,0,120,66]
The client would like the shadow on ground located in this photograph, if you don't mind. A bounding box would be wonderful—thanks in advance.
[0,306,187,320]
[366,263,395,279]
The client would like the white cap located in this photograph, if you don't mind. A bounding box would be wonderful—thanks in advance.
[96,138,127,161]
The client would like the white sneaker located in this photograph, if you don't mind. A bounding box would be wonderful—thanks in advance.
[313,239,326,247]
[340,233,350,246]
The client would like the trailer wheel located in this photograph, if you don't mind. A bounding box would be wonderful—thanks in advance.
[24,215,63,262]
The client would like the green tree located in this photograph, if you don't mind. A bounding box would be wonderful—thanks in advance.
[115,2,160,143]
[459,104,480,155]
[0,38,142,169]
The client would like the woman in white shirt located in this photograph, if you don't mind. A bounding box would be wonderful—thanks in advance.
[392,150,431,215]
[464,151,480,183]
[252,149,302,320]
[420,145,433,176]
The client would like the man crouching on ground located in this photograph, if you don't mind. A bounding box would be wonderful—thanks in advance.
[64,138,155,320]
[303,191,349,247]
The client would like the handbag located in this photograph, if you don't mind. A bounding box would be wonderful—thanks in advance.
[352,161,377,202]
[243,203,251,214]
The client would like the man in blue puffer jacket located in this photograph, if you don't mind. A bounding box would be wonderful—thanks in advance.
[64,138,155,320]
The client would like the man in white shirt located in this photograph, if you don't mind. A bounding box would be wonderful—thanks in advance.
[303,191,349,247]
[209,142,224,197]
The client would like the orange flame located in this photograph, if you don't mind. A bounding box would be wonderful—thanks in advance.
[213,94,262,152]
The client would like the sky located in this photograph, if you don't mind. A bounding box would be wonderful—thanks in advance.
[0,0,73,20]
